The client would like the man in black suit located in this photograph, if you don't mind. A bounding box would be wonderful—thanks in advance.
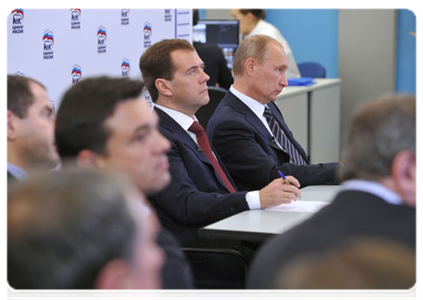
[55,76,194,289]
[139,39,301,249]
[7,75,60,183]
[247,94,416,289]
[8,168,164,289]
[207,35,338,191]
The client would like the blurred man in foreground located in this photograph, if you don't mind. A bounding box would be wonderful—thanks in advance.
[248,94,416,288]
[8,169,164,289]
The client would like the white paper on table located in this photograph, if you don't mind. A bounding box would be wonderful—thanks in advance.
[265,200,329,213]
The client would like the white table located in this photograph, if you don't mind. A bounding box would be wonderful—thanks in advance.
[199,185,341,242]
[275,78,342,164]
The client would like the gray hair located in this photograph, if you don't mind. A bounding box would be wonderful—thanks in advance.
[339,94,415,181]
[232,35,283,77]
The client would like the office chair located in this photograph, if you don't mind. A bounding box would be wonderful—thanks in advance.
[183,247,248,289]
[196,86,228,129]
[298,62,327,78]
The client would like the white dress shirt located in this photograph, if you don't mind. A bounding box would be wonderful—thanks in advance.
[155,104,261,209]
[7,162,27,181]
[342,179,403,206]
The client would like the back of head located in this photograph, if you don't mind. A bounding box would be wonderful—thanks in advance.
[139,39,195,102]
[239,9,266,20]
[339,94,415,181]
[232,34,281,77]
[275,238,416,289]
[8,168,137,289]
[55,76,144,159]
[8,75,45,118]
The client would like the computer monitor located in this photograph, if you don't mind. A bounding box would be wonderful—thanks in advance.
[193,19,239,70]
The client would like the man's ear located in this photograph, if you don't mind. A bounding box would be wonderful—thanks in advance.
[76,149,106,170]
[155,78,173,98]
[391,150,416,207]
[95,259,133,289]
[7,110,18,141]
[244,57,256,76]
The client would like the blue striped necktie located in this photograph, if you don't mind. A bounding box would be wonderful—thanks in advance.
[263,107,307,165]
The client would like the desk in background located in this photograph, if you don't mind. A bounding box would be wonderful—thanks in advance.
[199,185,341,243]
[275,78,341,164]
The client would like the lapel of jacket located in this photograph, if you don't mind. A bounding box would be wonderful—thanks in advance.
[226,91,288,153]
[155,107,232,191]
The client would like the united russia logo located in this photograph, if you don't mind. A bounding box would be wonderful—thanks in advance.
[121,59,130,76]
[164,9,172,22]
[121,9,130,25]
[11,9,24,34]
[97,26,107,53]
[71,65,82,84]
[143,22,152,47]
[71,8,81,29]
[43,30,54,60]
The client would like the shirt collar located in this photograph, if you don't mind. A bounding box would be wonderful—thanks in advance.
[230,86,266,120]
[7,162,28,181]
[154,104,196,131]
[341,179,403,206]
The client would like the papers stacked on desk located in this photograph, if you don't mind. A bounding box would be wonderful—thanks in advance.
[266,201,329,213]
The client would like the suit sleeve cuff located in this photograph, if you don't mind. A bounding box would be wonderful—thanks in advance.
[246,190,261,210]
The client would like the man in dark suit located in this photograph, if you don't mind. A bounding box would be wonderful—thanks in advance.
[55,77,194,289]
[207,35,338,191]
[139,39,301,249]
[7,75,60,183]
[8,168,164,289]
[247,94,416,289]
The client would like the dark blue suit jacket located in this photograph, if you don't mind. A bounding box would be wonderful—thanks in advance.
[148,107,249,247]
[247,190,416,288]
[207,91,338,191]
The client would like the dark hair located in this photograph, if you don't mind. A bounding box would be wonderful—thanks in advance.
[193,9,199,26]
[55,76,145,158]
[339,94,415,181]
[8,168,137,289]
[8,75,46,118]
[239,9,267,20]
[139,39,195,102]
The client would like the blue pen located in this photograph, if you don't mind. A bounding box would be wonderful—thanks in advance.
[278,170,291,185]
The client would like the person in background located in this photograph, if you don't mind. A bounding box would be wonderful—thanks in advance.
[192,9,234,89]
[7,75,60,183]
[55,76,194,289]
[208,35,338,192]
[247,94,416,288]
[274,238,415,289]
[231,9,301,78]
[8,168,164,289]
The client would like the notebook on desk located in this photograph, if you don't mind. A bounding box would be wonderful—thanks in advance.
[288,77,316,86]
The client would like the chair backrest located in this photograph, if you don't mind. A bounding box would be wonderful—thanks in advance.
[196,86,227,129]
[298,62,326,78]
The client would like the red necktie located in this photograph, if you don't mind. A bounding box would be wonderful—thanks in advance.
[188,121,236,193]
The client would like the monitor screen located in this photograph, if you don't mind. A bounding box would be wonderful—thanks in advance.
[193,19,239,70]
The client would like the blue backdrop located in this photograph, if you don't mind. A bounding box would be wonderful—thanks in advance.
[266,9,339,79]
[396,9,416,94]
